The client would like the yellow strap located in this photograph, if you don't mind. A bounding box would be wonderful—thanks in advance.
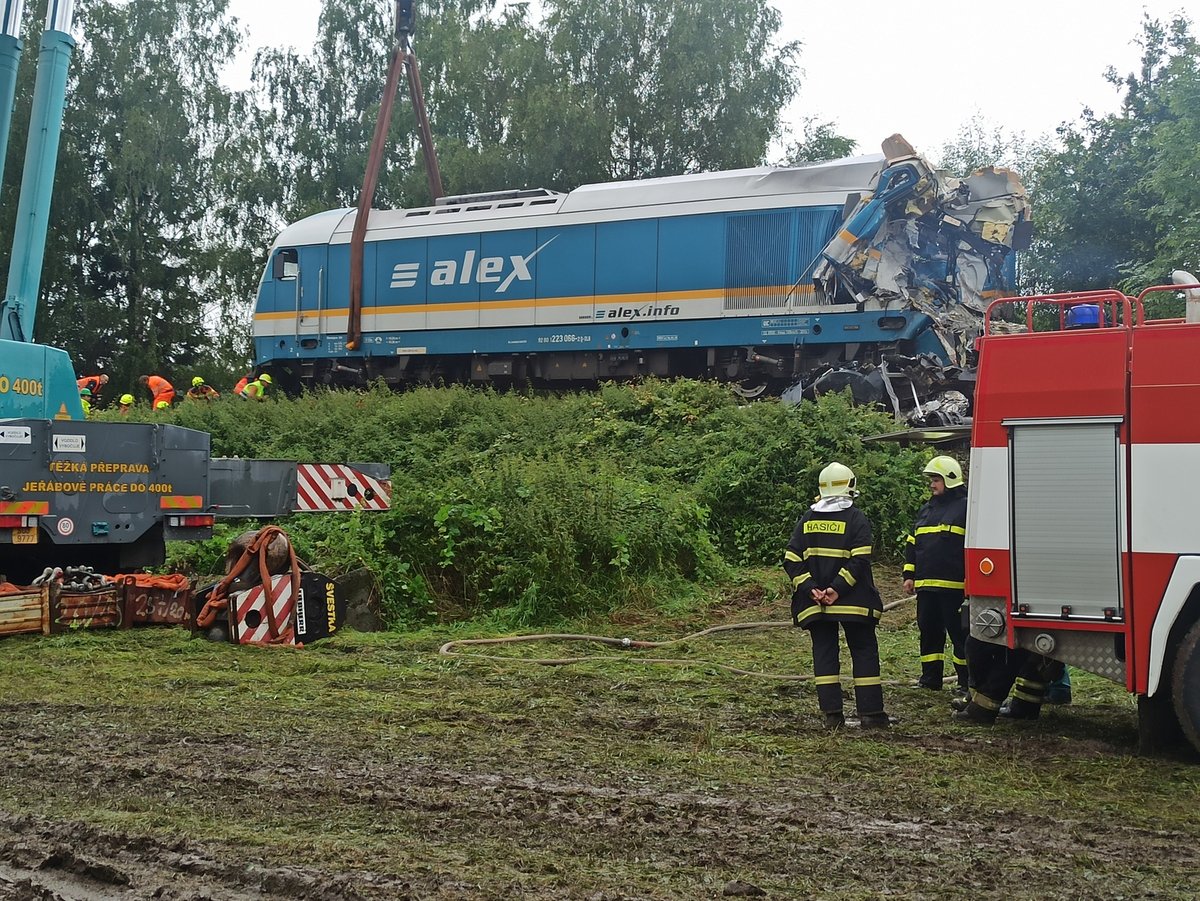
[838,567,857,587]
[1013,690,1043,703]
[905,534,916,545]
[850,546,872,556]
[973,692,1001,711]
[814,675,841,686]
[902,564,915,574]
[792,573,812,588]
[951,655,967,667]
[1015,678,1046,690]
[914,578,965,590]
[853,676,882,687]
[920,653,946,663]
[784,550,802,563]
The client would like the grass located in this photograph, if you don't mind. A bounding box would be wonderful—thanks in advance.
[0,564,1198,898]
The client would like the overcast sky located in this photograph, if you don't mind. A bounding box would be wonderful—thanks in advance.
[224,0,1197,159]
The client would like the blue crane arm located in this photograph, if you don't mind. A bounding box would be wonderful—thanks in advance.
[0,1,74,344]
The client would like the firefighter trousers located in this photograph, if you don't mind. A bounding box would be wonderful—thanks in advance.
[966,638,1064,715]
[917,588,968,689]
[808,620,885,716]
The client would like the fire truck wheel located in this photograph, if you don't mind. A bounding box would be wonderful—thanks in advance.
[1170,618,1200,754]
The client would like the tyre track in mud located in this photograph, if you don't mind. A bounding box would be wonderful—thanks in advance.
[2,700,1198,899]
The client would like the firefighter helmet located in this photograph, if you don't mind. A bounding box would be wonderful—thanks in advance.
[119,393,134,405]
[192,376,205,387]
[818,462,857,498]
[923,455,964,488]
[259,373,273,385]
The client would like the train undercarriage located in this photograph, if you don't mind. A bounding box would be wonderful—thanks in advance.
[272,341,974,426]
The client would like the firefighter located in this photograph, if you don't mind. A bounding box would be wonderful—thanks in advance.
[241,372,272,400]
[954,644,1065,724]
[76,373,108,396]
[186,376,220,401]
[117,393,134,415]
[138,374,175,408]
[79,387,92,418]
[784,462,889,730]
[903,455,969,695]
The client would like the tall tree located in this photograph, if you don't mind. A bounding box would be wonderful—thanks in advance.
[0,0,243,390]
[244,0,801,228]
[778,118,856,165]
[1026,13,1198,295]
[542,0,798,178]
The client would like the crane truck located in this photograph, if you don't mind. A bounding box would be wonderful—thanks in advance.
[0,1,389,585]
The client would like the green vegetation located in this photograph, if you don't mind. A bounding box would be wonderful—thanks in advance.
[10,385,1200,897]
[0,574,1197,898]
[134,382,928,628]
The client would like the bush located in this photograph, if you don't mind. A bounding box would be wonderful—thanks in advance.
[153,381,934,628]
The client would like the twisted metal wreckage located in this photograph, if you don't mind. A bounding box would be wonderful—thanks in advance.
[802,134,1033,426]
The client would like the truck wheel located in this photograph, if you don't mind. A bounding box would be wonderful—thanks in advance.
[1170,618,1200,754]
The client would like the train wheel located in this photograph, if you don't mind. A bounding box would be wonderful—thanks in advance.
[1170,618,1200,754]
[731,381,768,400]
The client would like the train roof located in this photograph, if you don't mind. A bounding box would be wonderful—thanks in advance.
[272,154,886,248]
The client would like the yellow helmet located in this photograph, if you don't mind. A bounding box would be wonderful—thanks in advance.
[192,376,205,387]
[119,393,134,405]
[155,400,171,410]
[259,373,272,385]
[923,455,964,488]
[818,462,857,498]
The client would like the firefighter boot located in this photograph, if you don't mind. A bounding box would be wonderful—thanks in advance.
[860,712,891,730]
[998,697,1042,720]
[824,711,846,731]
[953,700,998,725]
[950,689,972,713]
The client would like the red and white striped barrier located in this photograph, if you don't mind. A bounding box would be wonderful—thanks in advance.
[230,575,295,645]
[294,464,391,512]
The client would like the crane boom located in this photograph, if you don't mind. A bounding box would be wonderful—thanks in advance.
[0,0,74,344]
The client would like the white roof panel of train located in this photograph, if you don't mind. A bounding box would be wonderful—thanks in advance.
[558,155,885,213]
[272,154,886,248]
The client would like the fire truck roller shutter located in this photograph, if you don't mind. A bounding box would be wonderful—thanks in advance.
[1008,419,1124,620]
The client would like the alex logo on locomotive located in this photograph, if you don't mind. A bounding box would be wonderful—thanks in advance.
[389,236,559,293]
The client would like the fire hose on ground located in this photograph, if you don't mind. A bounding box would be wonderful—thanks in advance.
[439,593,953,685]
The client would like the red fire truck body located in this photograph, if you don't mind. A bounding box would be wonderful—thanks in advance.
[965,288,1200,750]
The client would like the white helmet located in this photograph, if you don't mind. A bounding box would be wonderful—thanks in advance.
[818,462,857,498]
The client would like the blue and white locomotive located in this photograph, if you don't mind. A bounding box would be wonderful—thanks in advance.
[252,145,1027,404]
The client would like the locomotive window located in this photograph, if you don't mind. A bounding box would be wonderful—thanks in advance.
[498,202,523,208]
[531,198,557,206]
[405,210,431,217]
[272,248,299,281]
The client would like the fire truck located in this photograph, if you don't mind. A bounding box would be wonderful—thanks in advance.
[966,279,1200,753]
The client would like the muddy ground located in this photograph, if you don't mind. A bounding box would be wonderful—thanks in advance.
[1,579,1198,899]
